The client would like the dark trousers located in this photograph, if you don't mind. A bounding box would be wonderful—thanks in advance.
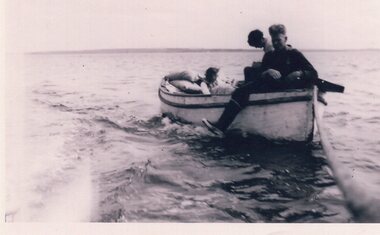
[216,72,309,131]
[232,74,310,109]
[244,64,262,83]
[215,81,258,131]
[230,81,257,108]
[214,65,263,131]
[215,62,314,131]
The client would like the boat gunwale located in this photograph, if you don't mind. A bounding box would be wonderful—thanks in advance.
[159,84,311,98]
[159,87,313,109]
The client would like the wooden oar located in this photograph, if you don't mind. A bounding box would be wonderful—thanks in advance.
[315,78,345,93]
[313,88,380,222]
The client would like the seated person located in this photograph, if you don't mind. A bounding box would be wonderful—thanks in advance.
[243,29,275,84]
[164,67,235,95]
[163,71,203,94]
[197,67,235,95]
[248,29,274,53]
[202,24,318,136]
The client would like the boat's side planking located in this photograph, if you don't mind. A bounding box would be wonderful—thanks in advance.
[159,86,316,142]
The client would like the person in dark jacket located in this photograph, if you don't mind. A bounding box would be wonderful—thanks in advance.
[260,24,317,89]
[202,24,318,137]
[243,29,274,83]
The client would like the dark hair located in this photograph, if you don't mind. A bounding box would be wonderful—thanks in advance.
[269,24,286,36]
[205,67,219,83]
[248,29,264,44]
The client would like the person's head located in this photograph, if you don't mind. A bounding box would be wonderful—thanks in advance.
[269,24,287,51]
[205,67,219,84]
[248,30,265,48]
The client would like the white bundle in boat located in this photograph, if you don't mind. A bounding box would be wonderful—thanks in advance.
[164,71,203,94]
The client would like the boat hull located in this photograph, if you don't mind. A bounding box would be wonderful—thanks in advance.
[159,86,316,142]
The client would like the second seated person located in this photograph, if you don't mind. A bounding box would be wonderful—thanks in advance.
[165,67,235,95]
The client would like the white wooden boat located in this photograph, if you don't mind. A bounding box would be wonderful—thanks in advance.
[159,81,325,142]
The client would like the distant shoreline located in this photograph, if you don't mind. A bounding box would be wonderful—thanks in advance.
[28,48,380,55]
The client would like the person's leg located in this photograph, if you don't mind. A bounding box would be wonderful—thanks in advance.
[202,82,256,134]
[244,63,262,83]
[244,67,254,83]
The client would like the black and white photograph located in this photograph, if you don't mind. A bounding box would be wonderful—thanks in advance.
[2,0,380,233]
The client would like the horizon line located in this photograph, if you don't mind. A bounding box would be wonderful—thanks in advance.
[27,47,380,55]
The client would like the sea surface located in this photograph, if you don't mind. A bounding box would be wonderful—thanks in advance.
[4,50,380,222]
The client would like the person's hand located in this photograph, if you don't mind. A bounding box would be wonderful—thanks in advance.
[234,80,245,88]
[285,71,303,82]
[262,69,282,80]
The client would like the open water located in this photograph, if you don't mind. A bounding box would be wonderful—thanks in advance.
[4,50,380,222]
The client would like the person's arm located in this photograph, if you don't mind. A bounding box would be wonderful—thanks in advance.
[286,49,318,82]
[261,51,270,70]
[262,69,282,80]
[261,52,282,80]
[200,82,211,95]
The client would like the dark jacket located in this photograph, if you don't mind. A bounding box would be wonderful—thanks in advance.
[261,47,318,88]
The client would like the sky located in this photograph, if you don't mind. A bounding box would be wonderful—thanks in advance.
[2,0,380,52]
